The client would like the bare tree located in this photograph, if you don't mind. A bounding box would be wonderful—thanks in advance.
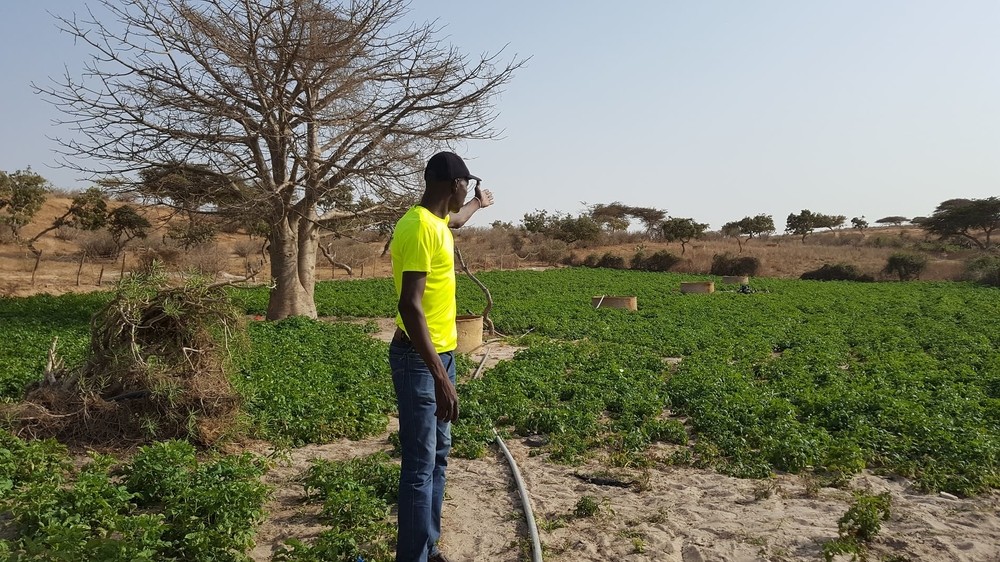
[37,0,523,319]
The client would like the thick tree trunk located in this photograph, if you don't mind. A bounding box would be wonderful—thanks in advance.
[266,214,320,320]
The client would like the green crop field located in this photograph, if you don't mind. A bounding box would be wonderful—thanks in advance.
[1,268,999,560]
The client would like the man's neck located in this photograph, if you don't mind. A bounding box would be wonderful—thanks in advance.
[419,194,450,219]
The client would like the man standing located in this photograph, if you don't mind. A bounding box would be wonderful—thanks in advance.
[389,151,494,562]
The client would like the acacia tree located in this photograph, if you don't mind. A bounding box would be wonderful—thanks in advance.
[720,221,744,251]
[721,214,774,252]
[660,217,707,255]
[588,202,631,232]
[918,197,1000,249]
[628,207,667,239]
[814,213,847,231]
[875,216,909,226]
[38,0,523,319]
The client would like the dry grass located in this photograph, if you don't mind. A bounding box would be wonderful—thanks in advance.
[10,268,245,447]
[1,196,991,297]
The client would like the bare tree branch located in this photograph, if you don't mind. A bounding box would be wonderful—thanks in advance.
[36,0,524,319]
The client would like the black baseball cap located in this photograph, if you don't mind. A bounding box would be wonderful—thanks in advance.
[424,151,481,183]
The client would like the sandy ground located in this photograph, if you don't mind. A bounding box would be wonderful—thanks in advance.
[246,323,1000,562]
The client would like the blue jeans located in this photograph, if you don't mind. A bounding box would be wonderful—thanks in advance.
[389,341,455,562]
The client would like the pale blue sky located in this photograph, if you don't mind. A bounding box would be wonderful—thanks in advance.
[2,1,998,229]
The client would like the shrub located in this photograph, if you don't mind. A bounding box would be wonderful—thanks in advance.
[710,253,761,276]
[822,491,892,561]
[800,263,874,282]
[838,491,892,542]
[182,246,230,276]
[582,253,600,268]
[632,250,681,272]
[531,239,569,265]
[966,255,1000,287]
[573,495,601,518]
[78,231,121,260]
[139,239,183,267]
[595,252,627,269]
[232,239,261,259]
[53,225,79,241]
[868,235,906,249]
[884,252,928,281]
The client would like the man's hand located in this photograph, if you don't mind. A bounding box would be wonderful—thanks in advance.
[475,186,494,208]
[434,376,460,422]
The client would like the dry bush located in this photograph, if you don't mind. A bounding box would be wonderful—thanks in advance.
[865,234,908,250]
[181,246,230,277]
[53,225,80,242]
[0,281,19,297]
[453,237,494,268]
[830,232,867,246]
[458,226,513,252]
[353,230,385,243]
[13,266,244,446]
[78,231,120,260]
[531,239,569,265]
[923,259,967,281]
[601,230,646,246]
[0,227,16,245]
[111,191,139,202]
[232,238,260,259]
[139,238,183,267]
[322,237,375,265]
[47,187,83,198]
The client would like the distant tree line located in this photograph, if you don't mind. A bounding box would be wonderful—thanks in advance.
[512,196,1000,253]
[5,166,1000,263]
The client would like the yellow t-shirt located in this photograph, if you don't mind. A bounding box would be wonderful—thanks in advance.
[390,206,457,353]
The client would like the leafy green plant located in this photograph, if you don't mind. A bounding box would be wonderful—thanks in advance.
[454,340,669,465]
[233,317,395,445]
[275,453,400,562]
[573,495,600,517]
[0,434,268,561]
[123,440,270,561]
[839,491,891,542]
[822,491,892,561]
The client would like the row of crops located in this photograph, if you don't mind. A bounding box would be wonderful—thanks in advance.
[233,268,1000,493]
[2,268,999,560]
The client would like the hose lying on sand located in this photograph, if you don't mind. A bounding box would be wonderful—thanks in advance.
[471,350,543,561]
[494,429,543,562]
